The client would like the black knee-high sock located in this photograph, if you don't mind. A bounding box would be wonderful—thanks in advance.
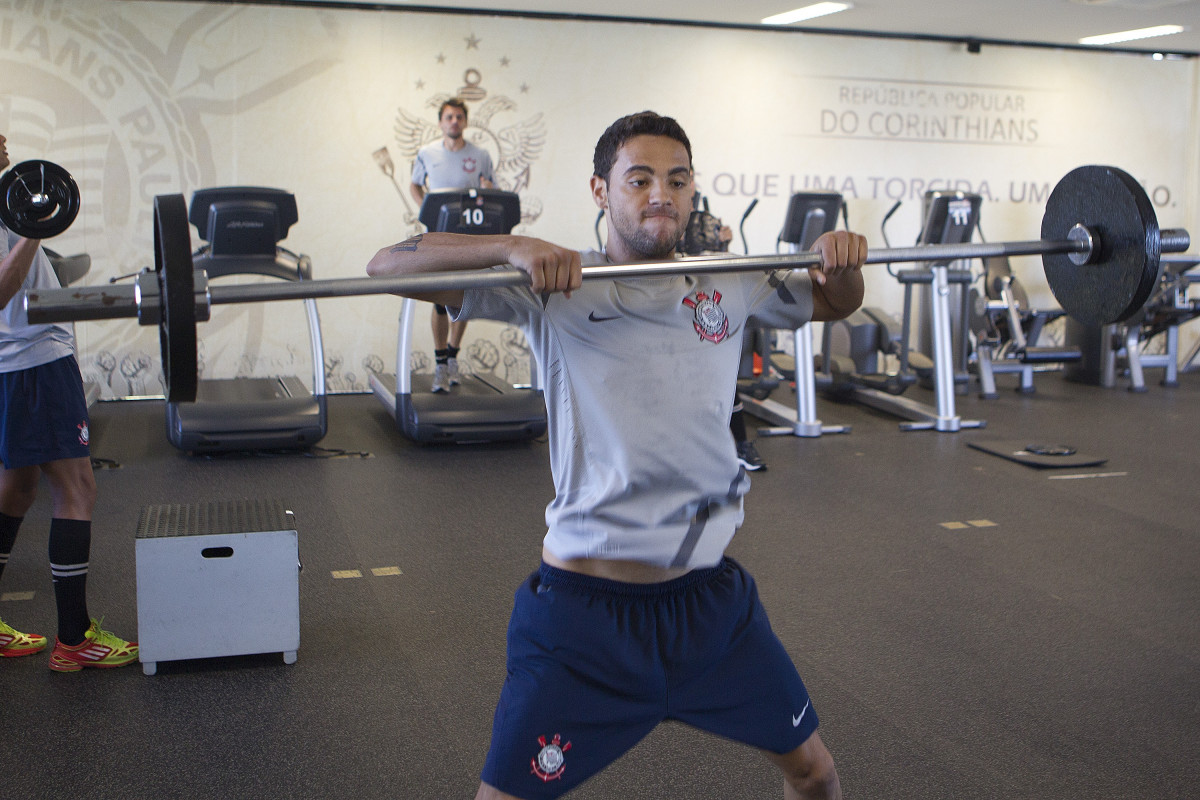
[0,510,23,584]
[730,400,748,444]
[49,518,91,645]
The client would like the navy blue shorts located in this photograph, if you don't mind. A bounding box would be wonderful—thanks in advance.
[0,356,91,470]
[480,557,818,798]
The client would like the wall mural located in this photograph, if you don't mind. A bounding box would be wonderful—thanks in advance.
[2,0,342,395]
[3,0,1196,398]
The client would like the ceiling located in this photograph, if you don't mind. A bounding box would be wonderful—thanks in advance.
[311,0,1200,55]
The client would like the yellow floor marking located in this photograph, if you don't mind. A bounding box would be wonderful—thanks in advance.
[331,569,363,579]
[371,566,403,577]
[967,520,998,528]
[940,521,970,530]
[1,591,35,602]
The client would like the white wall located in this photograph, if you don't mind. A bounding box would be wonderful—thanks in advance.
[4,0,1197,397]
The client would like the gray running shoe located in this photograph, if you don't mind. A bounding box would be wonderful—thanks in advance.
[431,363,450,393]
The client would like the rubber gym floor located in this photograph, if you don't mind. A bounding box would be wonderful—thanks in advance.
[0,370,1196,800]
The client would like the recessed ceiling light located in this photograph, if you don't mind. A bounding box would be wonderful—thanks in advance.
[762,3,853,26]
[1079,24,1184,45]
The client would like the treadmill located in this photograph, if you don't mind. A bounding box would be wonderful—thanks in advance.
[368,188,547,444]
[165,187,327,453]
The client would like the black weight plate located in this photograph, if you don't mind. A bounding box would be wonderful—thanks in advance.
[1040,165,1160,327]
[153,194,197,403]
[0,160,80,239]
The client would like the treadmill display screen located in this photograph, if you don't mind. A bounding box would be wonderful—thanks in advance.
[418,189,521,235]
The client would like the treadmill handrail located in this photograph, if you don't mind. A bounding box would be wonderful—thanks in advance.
[191,248,325,398]
[192,246,311,281]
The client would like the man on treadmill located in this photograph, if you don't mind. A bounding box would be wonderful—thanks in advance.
[410,97,497,393]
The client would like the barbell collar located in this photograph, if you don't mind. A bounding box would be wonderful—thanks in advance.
[1067,224,1096,266]
[193,272,211,323]
[135,270,211,325]
[135,271,160,326]
[1160,229,1190,253]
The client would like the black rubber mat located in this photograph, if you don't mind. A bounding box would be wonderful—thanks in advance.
[967,438,1108,468]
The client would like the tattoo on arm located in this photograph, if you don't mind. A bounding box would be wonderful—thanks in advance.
[391,234,423,254]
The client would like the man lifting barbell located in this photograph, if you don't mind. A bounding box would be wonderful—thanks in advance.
[368,110,864,800]
[0,132,138,671]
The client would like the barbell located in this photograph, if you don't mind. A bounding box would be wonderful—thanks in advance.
[22,164,1191,404]
[0,160,80,239]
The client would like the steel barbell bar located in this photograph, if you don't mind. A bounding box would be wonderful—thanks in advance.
[67,231,1193,305]
[43,236,1109,314]
[22,232,1191,318]
[21,164,1192,403]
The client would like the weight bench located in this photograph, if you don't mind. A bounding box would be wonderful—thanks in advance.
[1111,254,1199,391]
[972,255,1081,397]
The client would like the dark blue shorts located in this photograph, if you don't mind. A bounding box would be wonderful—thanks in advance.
[0,355,91,470]
[480,557,818,799]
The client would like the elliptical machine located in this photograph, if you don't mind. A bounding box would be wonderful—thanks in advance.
[819,191,985,432]
[737,191,852,437]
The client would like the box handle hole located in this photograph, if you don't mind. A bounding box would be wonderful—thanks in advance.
[201,546,234,558]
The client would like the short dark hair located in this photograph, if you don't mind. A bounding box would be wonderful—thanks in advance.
[593,111,692,181]
[439,98,468,121]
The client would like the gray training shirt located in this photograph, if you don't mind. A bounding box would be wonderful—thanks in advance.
[455,249,816,569]
[411,139,495,191]
[0,223,76,372]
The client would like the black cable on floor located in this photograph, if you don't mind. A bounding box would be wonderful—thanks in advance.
[196,446,373,461]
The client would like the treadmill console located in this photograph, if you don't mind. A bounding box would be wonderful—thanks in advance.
[780,192,843,250]
[190,187,299,256]
[918,191,981,246]
[419,188,521,235]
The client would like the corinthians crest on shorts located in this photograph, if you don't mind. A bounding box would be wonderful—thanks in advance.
[530,733,571,782]
[682,290,729,344]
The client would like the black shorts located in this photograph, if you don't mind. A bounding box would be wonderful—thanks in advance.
[0,355,91,469]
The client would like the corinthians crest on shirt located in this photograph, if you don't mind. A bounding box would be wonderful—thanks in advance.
[682,290,729,344]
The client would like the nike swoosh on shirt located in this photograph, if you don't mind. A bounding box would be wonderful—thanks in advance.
[588,311,621,322]
[792,700,811,728]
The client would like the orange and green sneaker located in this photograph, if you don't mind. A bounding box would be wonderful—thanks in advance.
[48,618,138,672]
[0,617,48,657]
